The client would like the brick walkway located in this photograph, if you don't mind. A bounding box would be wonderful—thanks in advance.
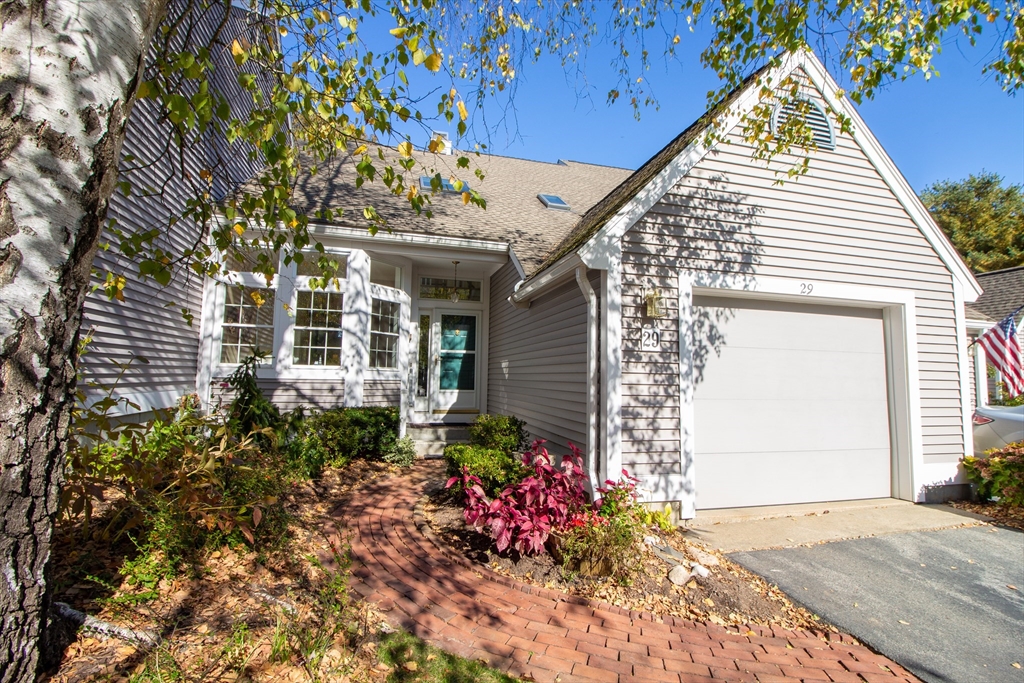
[335,462,919,683]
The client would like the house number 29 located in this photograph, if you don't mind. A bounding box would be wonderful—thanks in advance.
[641,326,661,350]
[799,282,814,295]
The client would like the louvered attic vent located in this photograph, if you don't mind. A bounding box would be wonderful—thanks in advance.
[771,99,835,151]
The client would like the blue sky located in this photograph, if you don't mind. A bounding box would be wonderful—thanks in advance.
[455,41,1024,193]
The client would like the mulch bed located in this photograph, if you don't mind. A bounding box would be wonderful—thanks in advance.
[47,460,401,683]
[421,480,831,633]
[947,500,1024,531]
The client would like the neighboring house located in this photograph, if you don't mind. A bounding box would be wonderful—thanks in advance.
[91,49,985,518]
[964,265,1024,408]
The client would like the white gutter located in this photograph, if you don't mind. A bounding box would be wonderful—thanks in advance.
[509,252,583,308]
[575,266,601,494]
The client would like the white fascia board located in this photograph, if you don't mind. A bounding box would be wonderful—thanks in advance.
[795,53,983,302]
[307,222,509,259]
[509,252,584,305]
[965,319,994,332]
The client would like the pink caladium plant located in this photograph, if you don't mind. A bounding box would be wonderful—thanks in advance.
[446,440,590,555]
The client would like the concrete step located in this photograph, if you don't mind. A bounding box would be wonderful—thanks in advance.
[407,424,470,458]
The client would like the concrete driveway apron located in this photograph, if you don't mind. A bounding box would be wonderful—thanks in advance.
[692,503,1024,683]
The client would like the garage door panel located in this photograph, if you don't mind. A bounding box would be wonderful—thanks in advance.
[696,448,892,509]
[693,296,892,509]
[695,399,891,453]
[695,347,887,400]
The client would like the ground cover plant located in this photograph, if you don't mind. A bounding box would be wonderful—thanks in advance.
[962,441,1024,507]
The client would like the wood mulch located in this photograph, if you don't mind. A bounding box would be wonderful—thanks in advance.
[421,481,831,634]
[46,461,404,683]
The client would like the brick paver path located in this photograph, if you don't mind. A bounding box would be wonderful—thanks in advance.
[335,462,919,683]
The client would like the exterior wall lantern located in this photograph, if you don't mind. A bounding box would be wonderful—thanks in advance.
[643,286,665,318]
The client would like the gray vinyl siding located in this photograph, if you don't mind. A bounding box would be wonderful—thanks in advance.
[212,379,346,413]
[620,95,963,474]
[80,3,268,408]
[363,379,402,406]
[487,260,594,454]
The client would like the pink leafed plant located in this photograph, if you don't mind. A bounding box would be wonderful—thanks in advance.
[446,440,589,555]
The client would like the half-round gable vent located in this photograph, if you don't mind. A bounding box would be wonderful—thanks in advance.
[771,99,835,151]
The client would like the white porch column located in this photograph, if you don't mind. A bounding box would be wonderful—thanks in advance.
[343,249,370,406]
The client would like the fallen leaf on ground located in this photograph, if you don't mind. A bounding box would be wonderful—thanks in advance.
[898,620,910,625]
[1007,585,1018,591]
[403,661,418,671]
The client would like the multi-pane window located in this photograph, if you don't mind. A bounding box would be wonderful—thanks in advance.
[220,286,275,363]
[419,277,481,302]
[292,290,343,366]
[370,298,400,369]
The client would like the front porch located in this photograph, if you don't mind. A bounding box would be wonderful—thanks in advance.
[197,226,509,431]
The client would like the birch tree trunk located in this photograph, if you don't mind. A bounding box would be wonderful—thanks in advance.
[0,0,165,678]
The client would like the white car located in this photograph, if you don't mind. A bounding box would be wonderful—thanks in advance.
[972,404,1024,454]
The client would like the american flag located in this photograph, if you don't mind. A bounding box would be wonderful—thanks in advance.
[977,306,1024,398]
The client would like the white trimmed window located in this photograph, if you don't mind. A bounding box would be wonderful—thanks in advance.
[290,250,348,368]
[220,286,275,363]
[369,298,400,369]
[292,290,344,366]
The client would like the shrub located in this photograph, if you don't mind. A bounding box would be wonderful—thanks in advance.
[963,441,1024,506]
[448,441,589,554]
[558,509,644,580]
[384,436,417,467]
[468,414,529,455]
[443,443,528,497]
[63,415,288,573]
[224,351,280,435]
[301,407,399,466]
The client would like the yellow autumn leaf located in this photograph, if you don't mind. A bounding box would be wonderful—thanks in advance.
[354,144,367,155]
[407,184,418,200]
[424,53,442,72]
[232,223,245,236]
[427,138,442,154]
[461,191,470,205]
[673,35,680,44]
[397,140,413,158]
[457,100,468,121]
[230,39,247,66]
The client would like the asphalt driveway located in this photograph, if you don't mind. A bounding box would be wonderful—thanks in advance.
[731,525,1024,683]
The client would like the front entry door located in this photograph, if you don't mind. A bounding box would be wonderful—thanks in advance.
[431,311,479,415]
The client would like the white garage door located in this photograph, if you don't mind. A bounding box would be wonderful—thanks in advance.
[693,295,892,509]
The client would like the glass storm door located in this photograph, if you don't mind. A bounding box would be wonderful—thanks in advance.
[432,311,479,414]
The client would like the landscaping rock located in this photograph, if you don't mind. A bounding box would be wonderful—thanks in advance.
[691,563,710,579]
[668,565,694,586]
[686,546,720,567]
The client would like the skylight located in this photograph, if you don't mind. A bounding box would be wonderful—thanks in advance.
[419,176,468,193]
[538,194,571,210]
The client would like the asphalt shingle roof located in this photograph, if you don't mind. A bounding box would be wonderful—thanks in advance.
[972,265,1024,323]
[287,146,631,276]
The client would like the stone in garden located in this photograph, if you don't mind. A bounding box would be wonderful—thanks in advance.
[686,546,720,567]
[668,565,693,586]
[691,563,710,578]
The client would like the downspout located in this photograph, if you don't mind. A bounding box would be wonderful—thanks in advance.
[576,267,601,495]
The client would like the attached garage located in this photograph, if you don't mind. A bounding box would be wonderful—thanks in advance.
[692,295,894,509]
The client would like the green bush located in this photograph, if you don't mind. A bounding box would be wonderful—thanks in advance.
[468,414,529,455]
[963,441,1024,506]
[558,510,644,581]
[443,443,528,497]
[384,436,417,467]
[300,407,399,467]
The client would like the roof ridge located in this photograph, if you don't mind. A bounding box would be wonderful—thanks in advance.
[975,264,1024,277]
